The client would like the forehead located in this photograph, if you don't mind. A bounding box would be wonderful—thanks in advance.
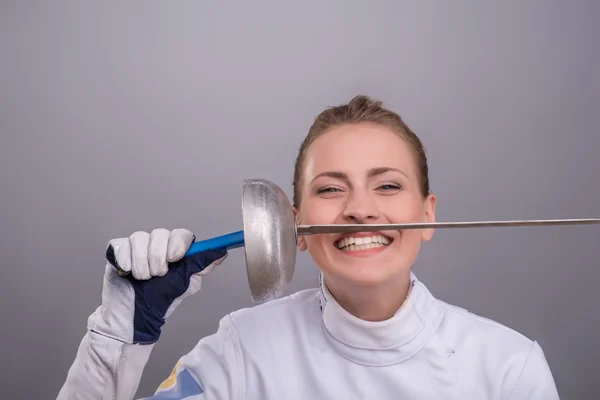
[303,123,417,178]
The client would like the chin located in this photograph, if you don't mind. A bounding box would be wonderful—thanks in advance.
[336,267,397,288]
[325,255,408,289]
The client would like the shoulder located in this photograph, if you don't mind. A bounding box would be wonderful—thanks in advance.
[185,288,321,352]
[196,288,324,383]
[177,289,322,393]
[431,295,559,398]
[436,298,535,351]
[434,296,541,373]
[224,287,322,334]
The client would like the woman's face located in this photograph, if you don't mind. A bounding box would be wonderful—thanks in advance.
[295,122,436,288]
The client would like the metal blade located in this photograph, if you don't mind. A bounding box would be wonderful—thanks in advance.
[296,218,600,235]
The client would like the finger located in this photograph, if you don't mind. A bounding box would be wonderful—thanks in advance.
[130,231,151,280]
[167,228,195,263]
[106,237,132,274]
[148,228,170,277]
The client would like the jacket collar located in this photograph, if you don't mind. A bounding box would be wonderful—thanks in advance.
[318,272,444,366]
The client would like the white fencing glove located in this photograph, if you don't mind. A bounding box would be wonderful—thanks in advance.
[58,228,228,399]
[89,228,228,344]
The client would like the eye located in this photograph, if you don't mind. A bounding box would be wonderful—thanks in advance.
[377,183,403,191]
[316,186,343,194]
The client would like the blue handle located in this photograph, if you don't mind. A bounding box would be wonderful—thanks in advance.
[185,230,245,256]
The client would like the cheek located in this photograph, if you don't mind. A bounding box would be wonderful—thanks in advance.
[381,194,425,222]
[298,199,340,251]
[305,236,322,252]
[383,195,428,245]
[300,199,341,224]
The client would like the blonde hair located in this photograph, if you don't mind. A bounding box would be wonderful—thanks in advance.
[292,95,430,208]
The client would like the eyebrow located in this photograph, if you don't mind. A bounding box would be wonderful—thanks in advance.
[310,167,407,184]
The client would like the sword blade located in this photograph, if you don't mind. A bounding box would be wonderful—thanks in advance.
[296,218,600,235]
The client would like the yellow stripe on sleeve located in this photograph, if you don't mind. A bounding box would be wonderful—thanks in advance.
[156,361,180,390]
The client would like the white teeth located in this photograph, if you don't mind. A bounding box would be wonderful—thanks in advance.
[343,243,385,251]
[335,235,392,251]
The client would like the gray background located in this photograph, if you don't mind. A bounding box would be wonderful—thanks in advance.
[1,1,598,398]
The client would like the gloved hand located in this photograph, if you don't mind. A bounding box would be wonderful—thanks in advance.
[88,228,228,345]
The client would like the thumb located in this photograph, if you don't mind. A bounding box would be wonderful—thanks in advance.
[182,248,229,275]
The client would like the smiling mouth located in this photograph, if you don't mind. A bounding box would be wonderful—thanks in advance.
[334,235,393,251]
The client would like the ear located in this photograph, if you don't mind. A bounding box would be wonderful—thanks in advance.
[293,206,308,251]
[421,193,436,242]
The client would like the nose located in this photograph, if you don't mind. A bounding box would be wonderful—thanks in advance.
[341,189,380,223]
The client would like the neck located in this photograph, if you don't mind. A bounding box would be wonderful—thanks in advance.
[323,273,411,322]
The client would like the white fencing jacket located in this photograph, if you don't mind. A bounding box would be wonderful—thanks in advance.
[59,273,560,399]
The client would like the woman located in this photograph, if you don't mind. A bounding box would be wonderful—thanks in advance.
[58,96,559,399]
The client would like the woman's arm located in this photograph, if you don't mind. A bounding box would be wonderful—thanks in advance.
[56,228,229,400]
